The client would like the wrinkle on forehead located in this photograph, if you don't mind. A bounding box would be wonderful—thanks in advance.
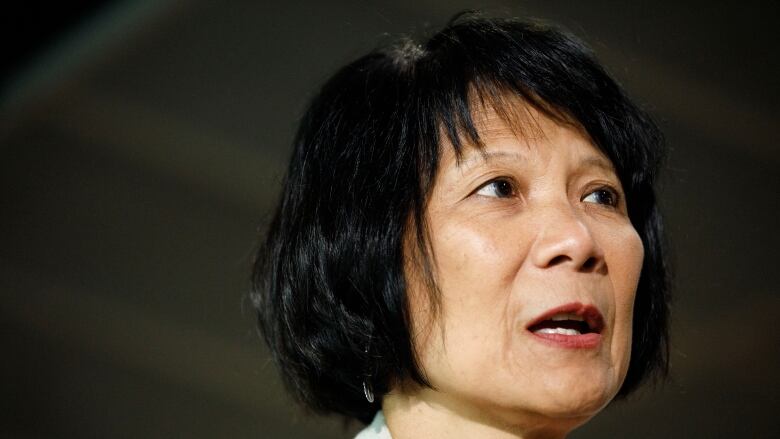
[442,88,590,166]
[437,95,616,182]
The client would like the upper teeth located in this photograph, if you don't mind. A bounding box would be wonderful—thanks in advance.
[536,328,581,336]
[550,313,584,322]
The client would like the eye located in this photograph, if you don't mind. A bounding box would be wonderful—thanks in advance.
[475,178,516,198]
[582,187,620,207]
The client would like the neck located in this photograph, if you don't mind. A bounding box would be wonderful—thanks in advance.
[382,386,582,439]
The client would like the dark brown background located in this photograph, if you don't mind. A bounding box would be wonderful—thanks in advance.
[2,1,778,438]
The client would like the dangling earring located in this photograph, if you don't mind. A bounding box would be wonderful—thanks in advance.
[362,336,374,403]
[363,379,375,403]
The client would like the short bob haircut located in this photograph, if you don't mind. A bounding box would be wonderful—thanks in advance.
[252,13,669,424]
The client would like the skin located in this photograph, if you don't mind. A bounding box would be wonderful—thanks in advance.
[383,103,645,439]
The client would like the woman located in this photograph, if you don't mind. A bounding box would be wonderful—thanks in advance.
[252,13,669,439]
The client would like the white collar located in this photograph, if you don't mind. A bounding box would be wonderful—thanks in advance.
[354,411,392,439]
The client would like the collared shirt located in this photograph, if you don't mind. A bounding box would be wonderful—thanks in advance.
[354,411,392,439]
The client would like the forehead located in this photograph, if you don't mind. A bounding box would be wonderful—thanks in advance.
[440,99,614,172]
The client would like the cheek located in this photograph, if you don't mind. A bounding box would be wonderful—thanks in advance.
[431,221,521,337]
[416,219,524,381]
[614,228,643,312]
[432,216,527,298]
[608,227,644,372]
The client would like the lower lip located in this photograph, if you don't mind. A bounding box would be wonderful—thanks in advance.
[530,331,602,349]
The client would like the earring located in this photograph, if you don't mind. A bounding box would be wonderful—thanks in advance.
[363,336,374,403]
[363,379,375,403]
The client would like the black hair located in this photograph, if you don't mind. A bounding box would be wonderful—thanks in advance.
[251,13,669,424]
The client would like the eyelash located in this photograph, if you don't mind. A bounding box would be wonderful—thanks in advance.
[581,186,621,208]
[473,178,516,198]
[473,179,621,208]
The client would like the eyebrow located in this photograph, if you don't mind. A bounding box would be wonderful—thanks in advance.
[456,151,525,168]
[456,150,616,173]
[580,155,617,173]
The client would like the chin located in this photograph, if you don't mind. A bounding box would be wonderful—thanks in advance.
[529,367,621,420]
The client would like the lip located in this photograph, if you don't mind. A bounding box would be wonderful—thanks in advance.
[526,302,605,349]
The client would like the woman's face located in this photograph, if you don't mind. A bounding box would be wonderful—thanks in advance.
[403,105,644,429]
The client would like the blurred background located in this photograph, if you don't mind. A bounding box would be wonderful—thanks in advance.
[1,1,777,438]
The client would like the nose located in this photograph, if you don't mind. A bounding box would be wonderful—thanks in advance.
[529,204,606,273]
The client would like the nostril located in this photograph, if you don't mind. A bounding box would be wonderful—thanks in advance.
[548,255,571,267]
[548,255,600,271]
[582,256,599,271]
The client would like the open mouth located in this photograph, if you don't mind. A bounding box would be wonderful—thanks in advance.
[528,313,601,335]
[526,302,605,345]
